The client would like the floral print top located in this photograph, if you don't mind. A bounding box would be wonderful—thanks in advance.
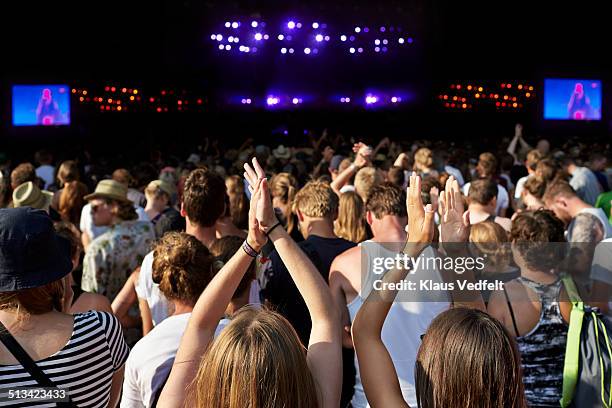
[82,220,155,300]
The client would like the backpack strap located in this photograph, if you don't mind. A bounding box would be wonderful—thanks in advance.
[562,275,583,303]
[560,298,584,408]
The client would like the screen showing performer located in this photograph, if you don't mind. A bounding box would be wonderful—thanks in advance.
[544,78,602,120]
[12,84,71,126]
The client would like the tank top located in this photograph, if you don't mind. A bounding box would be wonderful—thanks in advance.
[505,277,568,407]
[347,241,449,408]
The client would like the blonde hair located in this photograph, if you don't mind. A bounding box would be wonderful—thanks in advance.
[293,180,338,219]
[354,167,383,203]
[192,307,319,408]
[225,175,249,229]
[270,173,298,233]
[335,191,367,243]
[469,222,511,272]
[414,148,434,172]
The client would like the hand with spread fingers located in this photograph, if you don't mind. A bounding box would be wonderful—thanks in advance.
[439,175,470,243]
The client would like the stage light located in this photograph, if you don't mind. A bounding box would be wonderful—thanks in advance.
[467,85,472,90]
[211,34,216,40]
[312,48,319,54]
[462,103,467,108]
[157,107,162,112]
[216,34,223,41]
[225,22,230,28]
[278,34,284,40]
[349,35,355,41]
[225,44,231,50]
[340,97,351,103]
[108,98,113,103]
[266,96,280,106]
[407,37,413,43]
[312,22,319,29]
[304,47,311,54]
[232,22,239,29]
[117,106,122,111]
[358,47,363,53]
[507,84,512,88]
[105,86,110,91]
[288,48,294,53]
[287,21,296,29]
[316,34,323,42]
[475,93,480,98]
[375,47,380,52]
[239,45,245,51]
[340,35,347,41]
[365,95,379,104]
[398,38,405,44]
[478,87,483,92]
[456,85,461,90]
[228,36,234,42]
[292,98,303,104]
[355,27,361,33]
[79,96,84,102]
[501,83,506,88]
[254,33,262,40]
[391,96,401,103]
[111,87,116,92]
[528,86,534,91]
[297,23,302,28]
[380,26,386,32]
[197,99,202,104]
[82,90,87,95]
[286,35,292,41]
[72,88,77,93]
[518,84,523,89]
[375,39,380,45]
[525,93,531,97]
[452,96,457,101]
[218,44,224,50]
[382,47,387,52]
[503,95,508,100]
[251,21,258,28]
[349,47,356,54]
[325,36,330,41]
[263,34,269,40]
[382,39,388,45]
[364,27,370,33]
[513,102,518,107]
[281,47,287,54]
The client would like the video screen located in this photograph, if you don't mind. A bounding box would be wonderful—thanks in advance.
[544,79,602,120]
[12,85,71,126]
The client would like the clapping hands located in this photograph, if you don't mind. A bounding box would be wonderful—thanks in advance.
[243,158,280,251]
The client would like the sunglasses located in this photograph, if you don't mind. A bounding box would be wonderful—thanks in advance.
[91,203,109,213]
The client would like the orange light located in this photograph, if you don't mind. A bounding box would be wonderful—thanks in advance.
[116,100,121,105]
[528,86,534,91]
[443,95,448,100]
[98,97,103,102]
[518,84,523,89]
[452,96,458,101]
[133,89,138,94]
[467,85,472,90]
[503,95,508,100]
[475,93,480,98]
[117,106,122,111]
[130,95,135,101]
[512,103,518,108]
[71,89,77,93]
[108,98,113,103]
[494,94,499,99]
[478,87,483,92]
[526,92,531,98]
[462,103,467,108]
[461,98,466,102]
[512,97,517,101]
[82,90,87,95]
[121,87,127,93]
[79,96,84,102]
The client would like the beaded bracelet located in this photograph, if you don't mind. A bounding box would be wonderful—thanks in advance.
[242,240,260,258]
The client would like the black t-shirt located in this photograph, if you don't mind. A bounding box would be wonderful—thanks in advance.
[262,235,356,345]
[153,207,185,238]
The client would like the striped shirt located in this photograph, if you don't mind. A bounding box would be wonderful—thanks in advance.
[0,311,129,407]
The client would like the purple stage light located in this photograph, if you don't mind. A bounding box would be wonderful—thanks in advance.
[398,38,405,44]
[251,47,258,52]
[296,22,302,28]
[382,47,388,52]
[287,21,296,29]
[232,22,239,29]
[383,39,388,45]
[278,34,285,40]
[254,33,263,41]
[239,46,245,51]
[349,47,356,54]
[340,97,351,103]
[312,22,319,29]
[375,47,380,52]
[304,47,311,54]
[391,96,401,103]
[380,26,386,32]
[225,22,230,28]
[355,27,361,33]
[324,35,330,41]
[312,48,319,54]
[218,44,224,50]
[263,34,269,40]
[407,37,414,43]
[233,37,239,43]
[340,35,347,42]
[210,34,216,40]
[286,35,292,41]
[292,97,302,104]
[315,34,323,42]
[349,35,355,41]
[216,34,223,41]
[281,47,287,54]
[266,96,280,106]
[251,21,258,28]
[288,48,294,54]
[357,47,363,53]
[225,44,231,50]
[365,95,379,104]
[364,27,370,33]
[228,36,234,42]
[375,39,380,45]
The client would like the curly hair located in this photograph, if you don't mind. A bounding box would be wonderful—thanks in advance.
[183,168,226,227]
[509,209,566,273]
[365,182,407,219]
[152,232,215,305]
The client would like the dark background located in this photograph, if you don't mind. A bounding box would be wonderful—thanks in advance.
[1,0,610,156]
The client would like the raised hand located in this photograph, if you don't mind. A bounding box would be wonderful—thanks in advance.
[243,157,279,234]
[406,172,436,253]
[429,186,439,214]
[439,175,470,243]
[246,178,267,252]
[352,142,372,169]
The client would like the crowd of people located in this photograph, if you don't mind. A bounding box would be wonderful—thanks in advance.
[1,123,612,407]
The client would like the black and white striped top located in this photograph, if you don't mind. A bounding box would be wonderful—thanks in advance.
[0,311,129,407]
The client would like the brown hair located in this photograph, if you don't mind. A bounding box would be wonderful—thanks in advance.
[192,307,319,408]
[542,179,577,204]
[509,209,566,273]
[10,163,37,189]
[468,179,498,206]
[365,182,407,219]
[387,166,405,188]
[535,158,560,183]
[209,236,255,300]
[183,168,226,227]
[476,152,498,178]
[152,232,215,306]
[57,161,88,225]
[113,200,138,221]
[523,176,547,199]
[469,222,511,271]
[293,180,338,219]
[225,175,249,230]
[354,167,383,203]
[270,173,298,234]
[525,149,543,171]
[54,221,82,260]
[335,191,367,243]
[416,308,525,408]
[112,168,134,187]
[0,280,66,318]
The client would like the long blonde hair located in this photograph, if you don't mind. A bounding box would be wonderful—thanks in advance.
[192,307,319,408]
[335,191,367,243]
[269,173,298,234]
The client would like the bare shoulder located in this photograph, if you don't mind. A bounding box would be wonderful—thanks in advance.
[330,245,362,279]
[71,293,113,314]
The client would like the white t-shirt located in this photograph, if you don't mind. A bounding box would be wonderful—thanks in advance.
[121,313,229,408]
[36,164,55,189]
[514,175,532,199]
[136,251,262,328]
[591,238,612,285]
[462,182,509,215]
[80,203,150,240]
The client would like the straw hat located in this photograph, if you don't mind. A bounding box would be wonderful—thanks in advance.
[84,179,131,203]
[12,181,53,210]
[272,145,291,160]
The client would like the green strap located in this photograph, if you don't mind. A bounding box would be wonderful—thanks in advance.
[595,312,612,407]
[562,275,582,303]
[560,301,584,407]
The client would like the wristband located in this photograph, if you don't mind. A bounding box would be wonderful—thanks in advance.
[265,221,283,237]
[242,240,260,258]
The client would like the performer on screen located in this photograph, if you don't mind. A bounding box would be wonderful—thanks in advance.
[36,88,62,125]
[567,82,593,120]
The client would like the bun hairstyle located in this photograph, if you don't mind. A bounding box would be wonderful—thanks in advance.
[152,232,215,306]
